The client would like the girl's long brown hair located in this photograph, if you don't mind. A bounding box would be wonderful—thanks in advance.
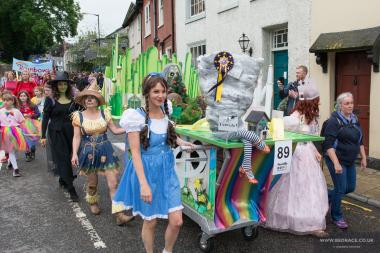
[17,90,35,108]
[140,75,177,150]
[292,97,320,124]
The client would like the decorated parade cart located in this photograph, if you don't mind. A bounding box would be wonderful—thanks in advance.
[174,125,323,252]
[102,38,325,252]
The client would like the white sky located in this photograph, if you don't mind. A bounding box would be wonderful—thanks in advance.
[66,0,132,43]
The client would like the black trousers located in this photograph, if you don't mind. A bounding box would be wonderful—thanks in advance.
[48,123,75,190]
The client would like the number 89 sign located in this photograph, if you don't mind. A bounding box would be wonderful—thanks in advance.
[272,140,293,175]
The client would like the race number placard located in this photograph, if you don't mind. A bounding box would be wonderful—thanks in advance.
[272,140,292,175]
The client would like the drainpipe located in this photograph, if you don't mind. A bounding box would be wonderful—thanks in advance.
[140,12,143,52]
[153,0,159,47]
[171,0,175,53]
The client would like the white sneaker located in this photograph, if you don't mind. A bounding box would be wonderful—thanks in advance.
[13,169,21,177]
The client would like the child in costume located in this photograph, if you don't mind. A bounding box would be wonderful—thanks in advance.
[0,93,28,177]
[113,73,194,253]
[265,85,329,238]
[71,80,134,226]
[0,90,12,165]
[17,90,40,161]
[31,86,45,117]
[2,71,17,94]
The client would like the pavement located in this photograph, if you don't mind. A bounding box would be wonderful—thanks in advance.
[323,164,380,208]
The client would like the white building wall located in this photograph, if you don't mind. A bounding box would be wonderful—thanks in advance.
[63,50,74,72]
[128,14,142,59]
[176,0,311,81]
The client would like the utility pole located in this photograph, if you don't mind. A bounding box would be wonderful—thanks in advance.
[82,12,101,71]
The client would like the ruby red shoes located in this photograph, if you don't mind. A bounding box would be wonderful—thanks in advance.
[239,167,258,184]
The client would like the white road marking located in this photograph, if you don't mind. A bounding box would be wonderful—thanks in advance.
[63,192,107,249]
[112,142,125,152]
[0,150,5,171]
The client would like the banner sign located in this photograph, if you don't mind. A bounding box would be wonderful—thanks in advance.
[12,58,53,75]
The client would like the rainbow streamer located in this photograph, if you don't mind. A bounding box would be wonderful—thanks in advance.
[1,126,29,151]
[215,148,275,228]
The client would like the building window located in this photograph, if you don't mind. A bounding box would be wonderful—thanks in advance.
[144,3,151,37]
[190,0,205,17]
[159,0,164,27]
[272,28,288,49]
[189,42,206,67]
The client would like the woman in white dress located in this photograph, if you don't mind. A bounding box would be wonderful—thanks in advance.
[265,85,329,237]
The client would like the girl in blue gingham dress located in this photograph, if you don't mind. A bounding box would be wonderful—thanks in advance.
[114,106,184,219]
[113,73,194,253]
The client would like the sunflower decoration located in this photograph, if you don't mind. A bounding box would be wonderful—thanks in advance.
[208,51,234,102]
[193,178,212,213]
[197,193,207,204]
[194,178,202,191]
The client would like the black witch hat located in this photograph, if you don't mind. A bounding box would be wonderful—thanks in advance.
[47,71,75,85]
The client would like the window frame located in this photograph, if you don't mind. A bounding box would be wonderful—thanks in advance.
[190,0,205,17]
[185,0,206,24]
[272,28,288,50]
[188,41,206,67]
[144,3,151,37]
[158,0,164,27]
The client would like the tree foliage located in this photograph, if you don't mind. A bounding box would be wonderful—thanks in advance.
[0,0,81,62]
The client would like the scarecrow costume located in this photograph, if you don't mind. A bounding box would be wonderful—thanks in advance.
[72,82,131,224]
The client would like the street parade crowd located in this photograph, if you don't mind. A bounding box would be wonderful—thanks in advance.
[0,66,367,253]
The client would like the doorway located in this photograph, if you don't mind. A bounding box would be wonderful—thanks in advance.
[273,50,288,109]
[335,52,371,153]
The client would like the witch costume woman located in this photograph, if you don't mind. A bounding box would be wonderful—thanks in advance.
[41,71,82,201]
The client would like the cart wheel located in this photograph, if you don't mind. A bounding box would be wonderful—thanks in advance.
[241,226,259,241]
[198,232,214,252]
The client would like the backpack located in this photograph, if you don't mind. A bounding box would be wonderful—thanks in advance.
[320,117,342,139]
[320,113,362,151]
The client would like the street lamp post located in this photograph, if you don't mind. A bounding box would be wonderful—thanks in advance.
[82,12,100,48]
[82,12,100,71]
